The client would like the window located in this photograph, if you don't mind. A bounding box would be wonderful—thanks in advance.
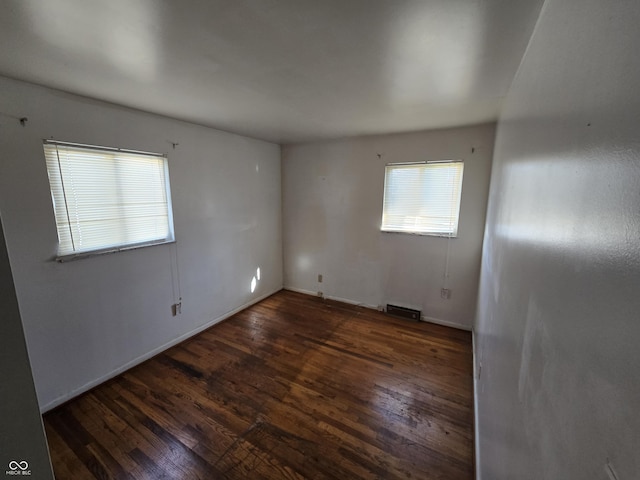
[381,161,464,236]
[43,140,175,259]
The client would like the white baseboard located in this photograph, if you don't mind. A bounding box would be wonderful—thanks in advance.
[41,287,282,413]
[283,286,318,297]
[325,294,379,311]
[284,286,471,331]
[421,314,472,332]
[283,287,379,310]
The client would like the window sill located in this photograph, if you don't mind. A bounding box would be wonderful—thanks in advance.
[381,229,458,238]
[55,239,175,262]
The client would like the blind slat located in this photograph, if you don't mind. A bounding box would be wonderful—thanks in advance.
[381,162,464,236]
[44,143,174,256]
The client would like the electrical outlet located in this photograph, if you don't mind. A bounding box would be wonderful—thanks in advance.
[171,302,182,316]
[317,291,324,298]
[318,274,323,283]
[440,288,452,300]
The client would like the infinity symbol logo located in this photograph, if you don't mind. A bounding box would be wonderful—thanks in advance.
[8,461,29,471]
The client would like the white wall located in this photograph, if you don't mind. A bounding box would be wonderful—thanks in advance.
[283,124,494,329]
[475,0,640,478]
[0,218,53,478]
[0,76,282,411]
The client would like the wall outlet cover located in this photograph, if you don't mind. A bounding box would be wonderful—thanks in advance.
[440,288,452,299]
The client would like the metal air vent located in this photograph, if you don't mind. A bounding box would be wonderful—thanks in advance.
[386,304,421,322]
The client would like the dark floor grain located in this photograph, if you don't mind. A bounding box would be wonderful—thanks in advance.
[44,290,474,479]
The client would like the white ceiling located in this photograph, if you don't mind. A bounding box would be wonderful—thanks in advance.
[0,0,544,144]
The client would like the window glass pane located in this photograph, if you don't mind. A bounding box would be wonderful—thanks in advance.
[43,142,174,257]
[381,162,464,236]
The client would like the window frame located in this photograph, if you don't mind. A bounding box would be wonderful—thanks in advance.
[380,160,464,237]
[43,140,176,262]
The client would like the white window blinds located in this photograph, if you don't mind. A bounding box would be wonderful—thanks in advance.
[43,141,174,258]
[381,161,464,236]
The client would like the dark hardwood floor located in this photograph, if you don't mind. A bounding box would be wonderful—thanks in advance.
[43,290,474,479]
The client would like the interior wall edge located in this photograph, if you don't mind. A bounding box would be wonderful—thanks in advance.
[472,328,481,480]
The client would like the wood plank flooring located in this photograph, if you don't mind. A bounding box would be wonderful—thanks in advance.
[43,290,474,479]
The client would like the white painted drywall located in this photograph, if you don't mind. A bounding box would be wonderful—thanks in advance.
[282,124,494,329]
[475,0,640,478]
[0,218,53,478]
[0,76,282,411]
